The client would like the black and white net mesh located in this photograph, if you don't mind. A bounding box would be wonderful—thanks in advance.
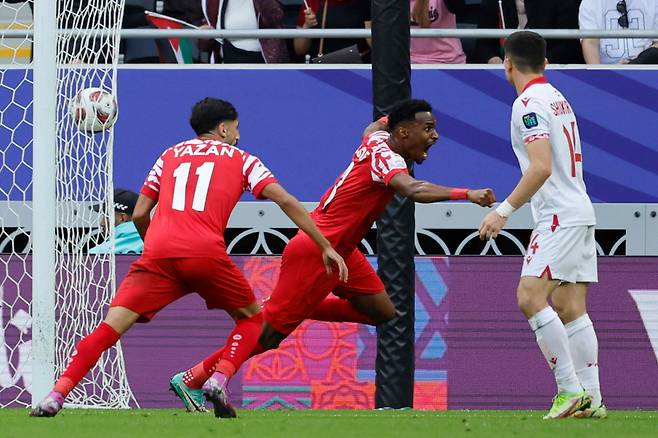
[0,1,136,408]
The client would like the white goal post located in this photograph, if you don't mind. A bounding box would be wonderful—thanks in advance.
[0,1,134,408]
[31,0,58,406]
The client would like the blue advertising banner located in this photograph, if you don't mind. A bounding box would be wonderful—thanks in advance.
[2,68,657,202]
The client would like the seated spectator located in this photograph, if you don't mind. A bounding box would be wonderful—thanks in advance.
[524,0,584,64]
[580,0,658,64]
[200,0,289,63]
[294,0,371,63]
[474,0,525,64]
[410,0,466,64]
[89,189,144,255]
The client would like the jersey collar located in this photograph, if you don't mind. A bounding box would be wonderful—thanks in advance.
[521,76,547,93]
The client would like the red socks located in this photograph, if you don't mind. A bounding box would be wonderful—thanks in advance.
[53,322,120,398]
[182,348,224,389]
[308,297,375,325]
[216,313,264,379]
[183,313,265,389]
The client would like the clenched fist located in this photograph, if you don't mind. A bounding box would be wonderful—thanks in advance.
[467,188,496,207]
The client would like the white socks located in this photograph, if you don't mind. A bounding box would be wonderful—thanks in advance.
[565,314,602,406]
[528,306,581,394]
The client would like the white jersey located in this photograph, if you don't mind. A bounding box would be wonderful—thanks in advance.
[510,77,596,230]
[579,0,657,64]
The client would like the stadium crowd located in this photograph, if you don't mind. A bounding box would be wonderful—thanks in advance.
[2,1,655,64]
[119,0,658,65]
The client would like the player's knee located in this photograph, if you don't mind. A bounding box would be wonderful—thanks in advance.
[552,300,567,318]
[229,303,261,320]
[553,301,584,324]
[516,285,543,317]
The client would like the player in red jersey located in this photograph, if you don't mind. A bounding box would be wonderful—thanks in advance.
[30,97,347,417]
[176,99,496,418]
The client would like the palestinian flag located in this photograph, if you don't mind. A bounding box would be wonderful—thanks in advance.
[145,11,196,64]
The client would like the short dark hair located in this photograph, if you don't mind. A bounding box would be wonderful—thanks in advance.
[504,31,546,74]
[387,98,433,130]
[189,97,238,135]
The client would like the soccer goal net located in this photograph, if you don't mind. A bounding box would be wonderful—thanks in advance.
[0,1,135,408]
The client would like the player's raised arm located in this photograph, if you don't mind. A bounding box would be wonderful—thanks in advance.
[132,194,157,241]
[362,116,389,137]
[388,172,495,206]
[260,182,348,282]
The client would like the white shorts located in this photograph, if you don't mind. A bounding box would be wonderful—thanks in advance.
[521,225,598,284]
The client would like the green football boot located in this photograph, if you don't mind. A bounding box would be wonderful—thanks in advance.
[543,390,592,420]
[169,372,207,412]
[573,402,608,419]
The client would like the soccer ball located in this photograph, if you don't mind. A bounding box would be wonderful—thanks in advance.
[70,87,118,132]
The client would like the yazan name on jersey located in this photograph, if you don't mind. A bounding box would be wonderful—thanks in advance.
[172,143,235,158]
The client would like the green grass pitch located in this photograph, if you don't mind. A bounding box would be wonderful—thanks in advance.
[2,409,657,438]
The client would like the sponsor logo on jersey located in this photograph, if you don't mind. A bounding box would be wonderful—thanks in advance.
[522,112,539,129]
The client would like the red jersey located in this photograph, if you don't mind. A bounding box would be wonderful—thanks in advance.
[140,138,277,258]
[312,131,409,254]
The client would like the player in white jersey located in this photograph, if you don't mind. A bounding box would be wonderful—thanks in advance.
[478,31,606,420]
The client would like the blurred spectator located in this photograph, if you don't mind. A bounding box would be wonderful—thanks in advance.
[580,0,658,64]
[294,0,371,63]
[628,42,658,64]
[474,0,524,64]
[410,0,466,64]
[122,0,160,64]
[475,0,585,64]
[525,0,584,64]
[163,0,205,24]
[201,0,289,63]
[89,189,144,255]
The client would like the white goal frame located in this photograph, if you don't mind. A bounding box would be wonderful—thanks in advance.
[31,0,57,406]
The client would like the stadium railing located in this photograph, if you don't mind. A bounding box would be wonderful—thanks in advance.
[3,28,658,40]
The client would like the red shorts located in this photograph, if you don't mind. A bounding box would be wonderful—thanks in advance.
[263,233,385,335]
[111,256,255,322]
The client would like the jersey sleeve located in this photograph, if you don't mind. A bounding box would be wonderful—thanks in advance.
[516,98,551,146]
[578,0,598,31]
[369,140,409,185]
[243,153,278,199]
[141,151,166,201]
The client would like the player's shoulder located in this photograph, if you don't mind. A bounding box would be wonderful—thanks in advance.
[363,130,390,147]
[514,85,555,114]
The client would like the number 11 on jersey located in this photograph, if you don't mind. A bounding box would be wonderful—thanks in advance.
[172,161,215,211]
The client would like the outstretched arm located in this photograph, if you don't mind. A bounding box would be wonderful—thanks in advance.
[388,172,496,206]
[261,183,348,282]
[132,194,157,241]
[479,138,552,240]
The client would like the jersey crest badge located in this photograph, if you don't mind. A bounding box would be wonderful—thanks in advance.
[522,112,538,129]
